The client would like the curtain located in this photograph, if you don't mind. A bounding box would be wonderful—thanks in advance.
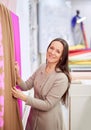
[0,3,23,130]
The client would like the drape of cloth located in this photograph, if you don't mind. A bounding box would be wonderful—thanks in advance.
[71,15,84,45]
[0,4,23,130]
[10,11,22,118]
[0,19,4,130]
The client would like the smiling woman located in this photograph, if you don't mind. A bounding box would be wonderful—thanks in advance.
[46,40,64,65]
[12,38,71,130]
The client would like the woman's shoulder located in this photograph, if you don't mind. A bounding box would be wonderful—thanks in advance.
[37,63,46,70]
[55,71,68,81]
[35,63,46,73]
[39,63,46,68]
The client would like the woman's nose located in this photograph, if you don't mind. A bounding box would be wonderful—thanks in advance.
[51,50,55,54]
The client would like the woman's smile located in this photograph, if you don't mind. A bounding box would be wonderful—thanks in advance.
[46,41,63,64]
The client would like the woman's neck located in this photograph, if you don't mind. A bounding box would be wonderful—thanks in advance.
[45,63,56,73]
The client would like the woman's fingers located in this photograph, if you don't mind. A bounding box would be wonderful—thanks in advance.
[15,62,20,80]
[12,87,18,98]
[12,87,27,102]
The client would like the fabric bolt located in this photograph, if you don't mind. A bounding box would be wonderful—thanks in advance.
[0,21,4,130]
[71,15,84,45]
[0,3,23,130]
[10,11,22,118]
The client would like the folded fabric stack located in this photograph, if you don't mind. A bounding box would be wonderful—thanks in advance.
[69,49,91,72]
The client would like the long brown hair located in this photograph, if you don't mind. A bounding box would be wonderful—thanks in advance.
[47,38,71,105]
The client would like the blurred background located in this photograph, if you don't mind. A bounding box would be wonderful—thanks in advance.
[0,0,91,78]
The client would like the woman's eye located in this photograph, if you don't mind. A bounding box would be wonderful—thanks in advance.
[50,46,54,50]
[56,50,60,54]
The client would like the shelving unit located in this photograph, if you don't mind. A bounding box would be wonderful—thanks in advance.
[69,84,91,130]
[71,72,91,80]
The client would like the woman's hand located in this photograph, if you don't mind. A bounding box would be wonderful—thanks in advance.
[12,87,27,102]
[15,61,20,77]
[15,61,21,85]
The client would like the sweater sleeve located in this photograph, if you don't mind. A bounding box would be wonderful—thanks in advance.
[19,64,45,91]
[18,71,36,91]
[25,73,68,111]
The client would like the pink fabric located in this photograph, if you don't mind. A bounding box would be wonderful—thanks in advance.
[10,12,22,117]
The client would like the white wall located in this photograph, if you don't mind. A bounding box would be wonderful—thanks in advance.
[16,0,31,80]
[38,0,72,54]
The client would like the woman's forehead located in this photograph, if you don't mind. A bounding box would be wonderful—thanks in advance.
[50,41,63,48]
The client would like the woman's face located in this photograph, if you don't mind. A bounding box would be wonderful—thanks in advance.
[46,41,64,65]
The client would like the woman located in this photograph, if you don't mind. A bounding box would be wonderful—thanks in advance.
[12,38,71,130]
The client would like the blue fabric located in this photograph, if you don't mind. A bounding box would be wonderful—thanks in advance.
[71,15,81,28]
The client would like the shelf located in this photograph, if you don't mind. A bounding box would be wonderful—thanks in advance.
[71,72,91,80]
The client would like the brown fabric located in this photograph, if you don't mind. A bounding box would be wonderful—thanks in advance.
[0,4,23,130]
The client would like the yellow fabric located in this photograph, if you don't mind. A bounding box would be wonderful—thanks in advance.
[69,44,85,50]
[69,60,91,65]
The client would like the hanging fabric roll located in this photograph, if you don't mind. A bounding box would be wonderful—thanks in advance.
[0,3,23,130]
[10,9,22,119]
